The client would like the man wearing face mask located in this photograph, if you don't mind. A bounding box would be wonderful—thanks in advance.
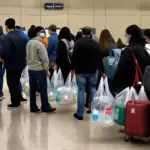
[0,18,27,108]
[37,27,48,48]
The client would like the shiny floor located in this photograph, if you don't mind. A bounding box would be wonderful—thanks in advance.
[0,82,150,150]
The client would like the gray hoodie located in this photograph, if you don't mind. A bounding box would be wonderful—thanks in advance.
[26,37,49,71]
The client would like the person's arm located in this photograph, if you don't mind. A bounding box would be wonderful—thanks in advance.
[37,42,49,71]
[71,42,79,70]
[47,37,53,59]
[0,35,12,59]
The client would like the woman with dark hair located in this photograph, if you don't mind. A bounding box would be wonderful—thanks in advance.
[75,31,82,42]
[99,29,117,57]
[56,27,74,82]
[26,26,56,113]
[116,38,126,49]
[113,25,149,93]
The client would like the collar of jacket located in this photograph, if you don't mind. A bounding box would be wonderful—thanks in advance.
[51,32,57,36]
[32,36,45,44]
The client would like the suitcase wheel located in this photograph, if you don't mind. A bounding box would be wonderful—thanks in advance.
[124,135,129,142]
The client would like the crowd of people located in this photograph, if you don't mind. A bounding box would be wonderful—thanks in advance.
[0,18,150,121]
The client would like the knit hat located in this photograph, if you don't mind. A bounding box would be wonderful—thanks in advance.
[0,26,3,32]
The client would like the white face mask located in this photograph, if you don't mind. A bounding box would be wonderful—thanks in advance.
[40,33,45,38]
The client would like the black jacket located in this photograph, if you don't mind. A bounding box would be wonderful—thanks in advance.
[0,31,27,71]
[71,37,104,74]
[113,44,150,91]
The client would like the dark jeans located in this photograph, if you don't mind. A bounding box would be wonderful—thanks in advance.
[76,73,97,117]
[6,70,23,105]
[29,70,52,111]
[0,68,5,96]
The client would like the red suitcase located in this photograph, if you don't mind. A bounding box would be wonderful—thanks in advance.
[125,100,150,141]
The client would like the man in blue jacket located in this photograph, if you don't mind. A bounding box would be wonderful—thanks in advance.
[15,26,30,42]
[0,18,27,108]
[48,24,58,77]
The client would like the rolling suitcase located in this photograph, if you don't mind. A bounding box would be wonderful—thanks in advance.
[125,100,150,141]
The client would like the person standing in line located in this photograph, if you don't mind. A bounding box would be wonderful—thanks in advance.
[26,26,56,113]
[0,26,5,101]
[48,24,58,78]
[15,26,30,42]
[56,27,74,82]
[0,18,27,108]
[71,27,105,120]
[113,25,149,93]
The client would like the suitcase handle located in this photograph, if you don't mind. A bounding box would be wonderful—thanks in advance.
[132,52,143,87]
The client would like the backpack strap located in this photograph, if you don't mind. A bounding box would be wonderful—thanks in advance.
[132,52,143,87]
[61,39,71,64]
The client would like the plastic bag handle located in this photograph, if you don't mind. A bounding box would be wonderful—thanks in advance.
[132,52,143,87]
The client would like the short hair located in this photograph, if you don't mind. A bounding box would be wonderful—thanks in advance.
[49,24,57,32]
[82,27,92,36]
[5,18,15,29]
[15,25,21,30]
[144,29,150,38]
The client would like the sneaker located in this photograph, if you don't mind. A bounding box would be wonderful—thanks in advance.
[20,98,27,102]
[30,108,41,113]
[86,109,91,114]
[42,108,56,113]
[73,113,83,120]
[7,104,20,109]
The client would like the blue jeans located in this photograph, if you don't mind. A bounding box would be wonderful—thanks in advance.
[0,68,5,96]
[29,70,51,111]
[76,73,97,117]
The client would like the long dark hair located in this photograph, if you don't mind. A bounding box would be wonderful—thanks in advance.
[28,26,44,39]
[99,29,116,49]
[58,27,71,41]
[126,25,145,46]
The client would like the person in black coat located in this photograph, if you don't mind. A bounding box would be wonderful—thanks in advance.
[113,25,150,93]
[55,27,74,82]
[0,18,27,108]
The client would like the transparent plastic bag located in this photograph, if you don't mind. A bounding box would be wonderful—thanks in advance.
[138,86,149,101]
[113,87,130,125]
[20,67,29,97]
[128,87,138,101]
[56,73,77,105]
[91,77,114,127]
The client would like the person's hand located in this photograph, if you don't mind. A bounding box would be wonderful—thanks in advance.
[102,73,106,79]
[46,71,51,77]
[71,70,75,78]
[53,64,57,71]
[0,58,3,62]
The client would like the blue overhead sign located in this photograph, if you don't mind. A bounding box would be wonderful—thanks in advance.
[45,3,64,10]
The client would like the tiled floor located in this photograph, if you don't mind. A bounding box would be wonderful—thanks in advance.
[0,82,150,150]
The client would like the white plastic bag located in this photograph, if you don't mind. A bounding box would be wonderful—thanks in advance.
[56,72,77,105]
[91,77,114,127]
[115,87,130,106]
[20,67,29,98]
[128,87,138,102]
[138,86,149,101]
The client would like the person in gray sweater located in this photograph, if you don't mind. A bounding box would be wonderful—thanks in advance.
[26,26,56,113]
